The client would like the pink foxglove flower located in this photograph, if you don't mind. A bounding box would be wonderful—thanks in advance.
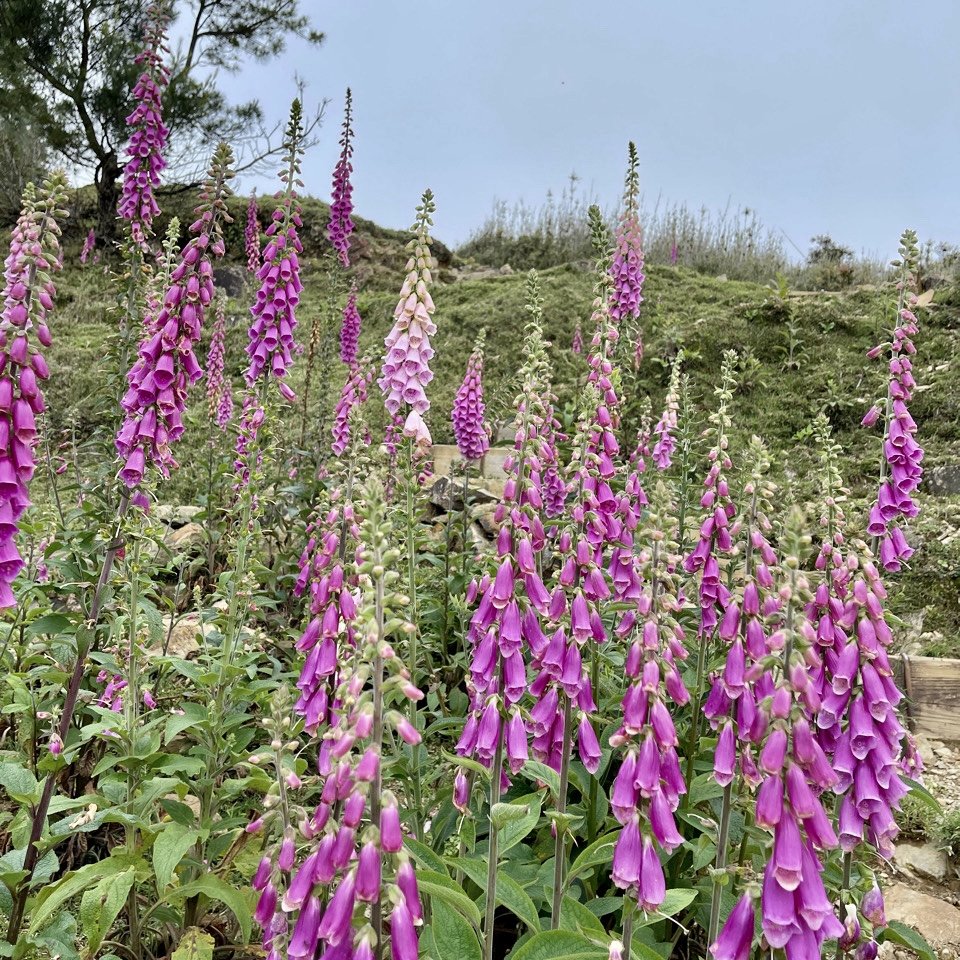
[0,176,67,606]
[683,350,738,635]
[206,294,231,429]
[327,88,355,268]
[452,330,490,463]
[652,350,683,470]
[244,192,260,275]
[118,5,170,244]
[115,144,234,487]
[571,322,583,354]
[331,360,372,457]
[378,190,438,446]
[80,228,96,265]
[608,142,645,328]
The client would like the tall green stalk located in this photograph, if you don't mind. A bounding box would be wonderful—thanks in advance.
[551,693,573,929]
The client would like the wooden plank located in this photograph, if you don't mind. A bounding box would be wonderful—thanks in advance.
[903,655,960,741]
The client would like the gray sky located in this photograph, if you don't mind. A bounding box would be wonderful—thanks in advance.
[208,0,959,259]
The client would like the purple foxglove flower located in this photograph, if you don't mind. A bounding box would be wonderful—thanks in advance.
[331,360,372,457]
[339,282,362,366]
[389,898,419,960]
[710,894,754,960]
[355,841,381,901]
[612,816,641,889]
[245,192,260,274]
[381,799,403,852]
[396,857,423,921]
[0,176,67,607]
[116,144,233,488]
[288,894,321,958]
[118,5,170,243]
[206,295,231,429]
[577,714,601,773]
[80,228,96,265]
[652,353,682,469]
[637,835,665,913]
[315,870,355,945]
[571,323,584,354]
[608,142,645,325]
[861,886,885,928]
[244,101,305,398]
[327,89,355,267]
[714,722,736,786]
[452,331,490,463]
[771,813,803,891]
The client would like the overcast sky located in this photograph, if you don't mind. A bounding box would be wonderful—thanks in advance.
[190,0,959,260]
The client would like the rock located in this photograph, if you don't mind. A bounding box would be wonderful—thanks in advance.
[212,264,246,298]
[894,841,951,882]
[885,883,960,948]
[917,736,945,766]
[154,504,203,528]
[474,503,501,537]
[164,522,206,552]
[482,447,511,481]
[431,444,463,478]
[495,419,518,444]
[147,614,206,659]
[499,264,513,275]
[935,745,954,759]
[928,464,960,497]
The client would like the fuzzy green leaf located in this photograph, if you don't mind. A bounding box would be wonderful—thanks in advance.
[165,874,253,942]
[171,928,216,960]
[431,898,482,960]
[880,920,936,960]
[153,823,204,890]
[79,867,135,953]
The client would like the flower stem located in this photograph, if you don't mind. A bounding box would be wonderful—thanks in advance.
[551,693,573,929]
[483,727,504,960]
[371,570,386,960]
[707,781,734,945]
[622,896,635,960]
[404,440,423,842]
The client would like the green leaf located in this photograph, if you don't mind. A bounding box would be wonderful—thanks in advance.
[164,703,209,745]
[165,874,252,942]
[171,928,216,960]
[880,920,937,960]
[491,801,531,829]
[0,763,39,804]
[441,749,490,781]
[431,898,482,960]
[689,773,725,806]
[635,888,697,926]
[518,759,561,796]
[26,613,74,636]
[559,896,606,938]
[497,794,542,855]
[566,830,620,885]
[153,823,203,890]
[417,870,483,928]
[456,858,542,933]
[903,777,942,814]
[509,930,609,960]
[404,837,449,875]
[30,854,138,933]
[79,867,135,953]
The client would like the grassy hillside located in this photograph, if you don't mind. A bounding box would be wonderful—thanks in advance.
[43,198,960,655]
